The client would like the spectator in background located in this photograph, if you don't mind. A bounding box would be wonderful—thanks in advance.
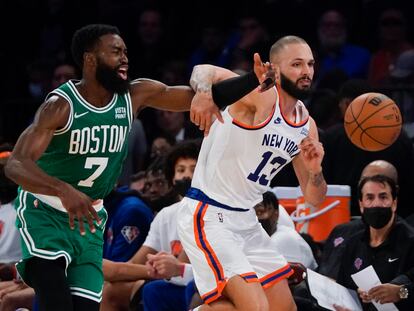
[50,62,78,89]
[141,156,177,214]
[37,0,68,62]
[142,60,203,147]
[229,14,271,72]
[118,118,148,186]
[0,145,34,311]
[147,133,176,167]
[128,8,167,80]
[101,139,200,311]
[389,49,414,139]
[307,89,340,131]
[129,171,146,194]
[254,191,318,270]
[25,58,54,105]
[318,160,398,281]
[368,8,412,88]
[103,186,153,263]
[0,145,20,279]
[155,110,202,144]
[335,175,414,311]
[187,22,236,73]
[315,10,371,83]
[321,78,414,216]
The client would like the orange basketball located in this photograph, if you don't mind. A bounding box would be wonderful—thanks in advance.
[344,92,402,151]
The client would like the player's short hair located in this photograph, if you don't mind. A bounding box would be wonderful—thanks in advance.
[262,191,279,210]
[269,35,307,62]
[71,24,121,68]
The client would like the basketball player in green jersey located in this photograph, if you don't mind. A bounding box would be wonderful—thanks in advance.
[4,24,274,311]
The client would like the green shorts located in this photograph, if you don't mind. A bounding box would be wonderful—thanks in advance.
[15,190,108,302]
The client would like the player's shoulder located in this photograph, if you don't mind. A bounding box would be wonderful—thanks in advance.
[35,93,71,125]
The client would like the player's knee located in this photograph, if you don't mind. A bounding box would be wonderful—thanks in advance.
[102,282,121,305]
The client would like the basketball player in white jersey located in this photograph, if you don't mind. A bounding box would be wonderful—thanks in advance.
[177,36,327,311]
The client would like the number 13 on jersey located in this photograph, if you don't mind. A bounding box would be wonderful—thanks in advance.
[247,151,287,186]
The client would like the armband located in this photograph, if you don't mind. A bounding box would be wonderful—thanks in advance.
[211,71,259,110]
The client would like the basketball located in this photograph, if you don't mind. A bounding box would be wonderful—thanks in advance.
[344,92,402,151]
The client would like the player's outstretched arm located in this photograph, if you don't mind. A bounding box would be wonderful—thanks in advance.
[5,96,100,235]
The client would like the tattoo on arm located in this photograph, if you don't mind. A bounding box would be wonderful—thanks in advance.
[190,65,214,93]
[310,171,325,187]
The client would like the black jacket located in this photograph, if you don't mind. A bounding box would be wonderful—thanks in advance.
[336,219,414,310]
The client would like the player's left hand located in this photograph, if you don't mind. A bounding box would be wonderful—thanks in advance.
[190,91,224,137]
[299,137,324,174]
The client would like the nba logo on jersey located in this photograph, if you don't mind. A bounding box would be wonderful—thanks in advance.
[274,117,281,124]
[121,226,140,244]
[217,212,224,223]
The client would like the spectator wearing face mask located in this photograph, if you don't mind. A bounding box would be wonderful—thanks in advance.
[254,191,318,271]
[335,175,414,311]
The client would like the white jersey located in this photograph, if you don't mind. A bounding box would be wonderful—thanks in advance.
[0,202,22,262]
[192,88,310,210]
[143,201,182,256]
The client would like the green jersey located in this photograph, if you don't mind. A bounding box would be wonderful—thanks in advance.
[36,80,133,199]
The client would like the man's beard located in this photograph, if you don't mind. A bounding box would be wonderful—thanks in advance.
[280,73,312,100]
[96,59,130,94]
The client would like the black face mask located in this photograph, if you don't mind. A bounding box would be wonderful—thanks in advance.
[173,178,192,197]
[362,207,393,229]
[259,218,276,236]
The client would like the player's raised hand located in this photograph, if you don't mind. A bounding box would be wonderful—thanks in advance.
[253,53,279,92]
[299,137,324,174]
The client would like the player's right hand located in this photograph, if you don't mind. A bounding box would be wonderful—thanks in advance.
[190,91,224,137]
[59,184,101,235]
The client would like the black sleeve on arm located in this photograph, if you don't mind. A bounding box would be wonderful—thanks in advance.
[211,71,259,110]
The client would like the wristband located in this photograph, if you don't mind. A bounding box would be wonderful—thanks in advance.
[167,263,194,286]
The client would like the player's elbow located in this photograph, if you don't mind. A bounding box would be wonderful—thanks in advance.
[4,156,19,183]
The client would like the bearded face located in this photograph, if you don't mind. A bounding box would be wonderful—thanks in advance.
[95,57,130,94]
[280,72,312,100]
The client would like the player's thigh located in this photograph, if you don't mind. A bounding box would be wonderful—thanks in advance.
[264,279,296,311]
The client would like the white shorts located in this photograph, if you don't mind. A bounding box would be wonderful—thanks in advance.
[177,192,293,304]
